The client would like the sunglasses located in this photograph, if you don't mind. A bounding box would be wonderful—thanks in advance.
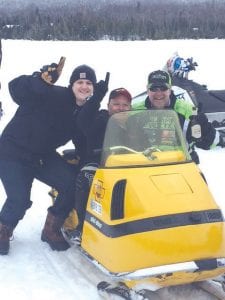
[149,86,169,92]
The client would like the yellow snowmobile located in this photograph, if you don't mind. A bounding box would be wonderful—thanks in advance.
[79,109,225,299]
[51,109,225,299]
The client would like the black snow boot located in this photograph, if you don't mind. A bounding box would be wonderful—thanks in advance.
[0,222,14,255]
[41,211,70,251]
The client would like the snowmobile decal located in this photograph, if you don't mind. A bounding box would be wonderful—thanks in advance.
[90,200,102,216]
[90,179,105,215]
[93,179,105,200]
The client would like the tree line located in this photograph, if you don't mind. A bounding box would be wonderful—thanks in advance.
[1,0,225,40]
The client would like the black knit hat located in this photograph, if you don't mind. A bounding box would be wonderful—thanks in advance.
[69,64,97,86]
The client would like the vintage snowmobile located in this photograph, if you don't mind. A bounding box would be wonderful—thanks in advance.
[57,109,225,300]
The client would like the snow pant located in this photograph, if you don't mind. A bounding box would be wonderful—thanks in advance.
[0,152,78,228]
[75,163,98,232]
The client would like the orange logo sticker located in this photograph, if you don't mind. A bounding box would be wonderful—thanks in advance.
[93,180,105,201]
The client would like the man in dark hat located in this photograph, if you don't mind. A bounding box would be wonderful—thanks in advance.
[0,58,108,255]
[68,64,97,107]
[133,70,222,154]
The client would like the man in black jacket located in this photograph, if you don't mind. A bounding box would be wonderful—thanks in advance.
[0,59,107,254]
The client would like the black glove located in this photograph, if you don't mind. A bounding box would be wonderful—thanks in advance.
[93,72,110,101]
[62,149,80,165]
[186,113,216,149]
[40,56,66,85]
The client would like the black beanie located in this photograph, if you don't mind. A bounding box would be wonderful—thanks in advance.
[69,64,97,86]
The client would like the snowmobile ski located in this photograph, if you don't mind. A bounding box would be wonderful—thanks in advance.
[97,279,225,300]
[97,281,157,300]
[97,281,133,300]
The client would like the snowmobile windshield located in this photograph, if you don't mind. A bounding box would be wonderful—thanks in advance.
[101,109,191,168]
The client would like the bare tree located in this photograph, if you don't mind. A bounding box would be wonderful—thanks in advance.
[0,39,2,120]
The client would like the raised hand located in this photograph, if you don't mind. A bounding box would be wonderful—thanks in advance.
[41,56,66,85]
[94,72,110,100]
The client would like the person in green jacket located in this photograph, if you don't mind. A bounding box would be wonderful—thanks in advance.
[132,70,223,162]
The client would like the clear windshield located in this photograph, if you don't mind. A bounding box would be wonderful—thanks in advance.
[101,109,191,168]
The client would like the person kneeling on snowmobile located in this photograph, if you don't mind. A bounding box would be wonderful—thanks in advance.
[133,70,223,163]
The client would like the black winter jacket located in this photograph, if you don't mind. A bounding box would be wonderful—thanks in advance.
[0,74,86,165]
[77,93,109,164]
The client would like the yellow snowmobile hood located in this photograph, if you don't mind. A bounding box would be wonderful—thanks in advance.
[81,109,225,288]
[82,162,225,275]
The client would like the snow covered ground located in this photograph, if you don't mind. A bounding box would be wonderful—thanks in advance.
[0,39,225,299]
